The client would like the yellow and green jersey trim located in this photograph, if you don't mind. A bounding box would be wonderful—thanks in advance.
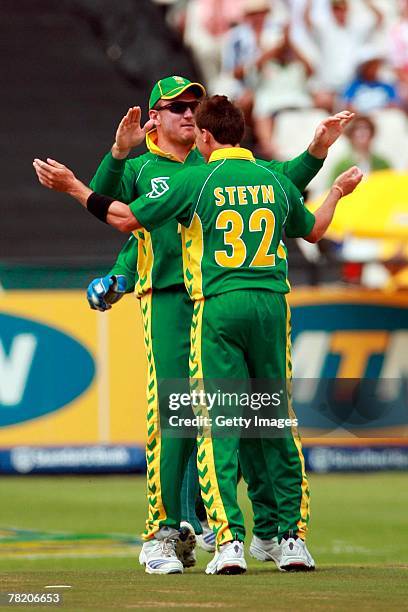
[190,300,234,547]
[285,298,310,537]
[208,147,255,163]
[140,293,167,539]
[132,131,199,297]
[146,129,197,163]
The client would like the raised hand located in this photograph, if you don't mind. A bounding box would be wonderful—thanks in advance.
[112,106,155,159]
[309,111,355,158]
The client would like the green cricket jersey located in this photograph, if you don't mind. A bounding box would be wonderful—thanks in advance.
[91,131,323,297]
[130,147,316,299]
[91,131,203,295]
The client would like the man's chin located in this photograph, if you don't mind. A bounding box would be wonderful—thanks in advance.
[179,129,196,144]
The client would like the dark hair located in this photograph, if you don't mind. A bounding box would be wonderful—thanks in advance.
[194,95,245,145]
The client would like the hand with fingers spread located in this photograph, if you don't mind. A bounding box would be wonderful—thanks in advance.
[308,110,355,159]
[112,106,155,159]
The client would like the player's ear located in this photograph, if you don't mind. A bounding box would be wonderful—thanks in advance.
[149,108,161,127]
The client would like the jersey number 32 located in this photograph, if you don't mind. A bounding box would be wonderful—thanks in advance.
[215,208,276,268]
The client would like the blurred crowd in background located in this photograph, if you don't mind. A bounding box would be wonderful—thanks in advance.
[148,0,408,291]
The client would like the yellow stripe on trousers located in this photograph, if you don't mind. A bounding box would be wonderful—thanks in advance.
[285,298,310,538]
[190,300,233,547]
[140,293,167,539]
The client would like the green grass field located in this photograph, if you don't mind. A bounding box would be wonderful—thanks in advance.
[1,473,407,611]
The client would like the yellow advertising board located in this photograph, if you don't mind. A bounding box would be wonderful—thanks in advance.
[0,291,147,446]
[0,288,407,473]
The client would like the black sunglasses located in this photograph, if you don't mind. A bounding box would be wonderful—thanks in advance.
[155,100,201,114]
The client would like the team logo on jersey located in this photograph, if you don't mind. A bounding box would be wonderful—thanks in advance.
[147,177,170,199]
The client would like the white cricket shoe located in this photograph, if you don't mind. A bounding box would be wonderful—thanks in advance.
[205,540,247,575]
[196,519,216,553]
[279,536,315,572]
[139,529,183,574]
[249,534,281,567]
[176,521,197,568]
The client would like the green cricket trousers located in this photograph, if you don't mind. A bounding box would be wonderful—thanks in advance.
[189,289,310,547]
[140,288,197,539]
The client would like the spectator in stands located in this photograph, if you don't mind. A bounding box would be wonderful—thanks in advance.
[329,114,391,183]
[252,23,314,158]
[182,0,245,91]
[388,0,408,112]
[214,0,285,125]
[304,0,384,112]
[328,115,393,287]
[341,47,400,114]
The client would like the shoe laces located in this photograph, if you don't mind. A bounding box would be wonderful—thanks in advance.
[160,535,178,557]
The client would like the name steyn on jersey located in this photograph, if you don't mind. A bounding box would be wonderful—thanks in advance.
[130,147,316,299]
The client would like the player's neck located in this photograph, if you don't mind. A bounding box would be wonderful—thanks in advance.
[156,134,193,162]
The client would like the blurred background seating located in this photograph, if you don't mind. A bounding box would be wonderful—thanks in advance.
[1,0,407,291]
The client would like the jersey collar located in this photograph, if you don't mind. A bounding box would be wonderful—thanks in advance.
[146,129,195,163]
[208,147,255,164]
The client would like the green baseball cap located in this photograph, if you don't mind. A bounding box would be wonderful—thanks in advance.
[149,76,206,109]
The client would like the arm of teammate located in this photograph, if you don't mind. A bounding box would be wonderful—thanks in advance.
[303,166,363,243]
[33,158,193,232]
[90,106,154,201]
[266,111,355,191]
[33,157,141,231]
[283,166,363,243]
[109,234,139,292]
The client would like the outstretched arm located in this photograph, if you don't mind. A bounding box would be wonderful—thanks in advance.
[33,158,141,232]
[304,166,363,243]
[34,157,193,233]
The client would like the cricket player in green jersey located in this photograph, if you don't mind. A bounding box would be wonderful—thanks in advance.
[34,92,357,574]
[87,78,208,571]
[86,80,354,571]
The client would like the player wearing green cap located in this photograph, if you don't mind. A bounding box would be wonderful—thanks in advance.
[89,77,207,572]
[85,95,360,574]
[33,95,362,574]
[34,86,354,572]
